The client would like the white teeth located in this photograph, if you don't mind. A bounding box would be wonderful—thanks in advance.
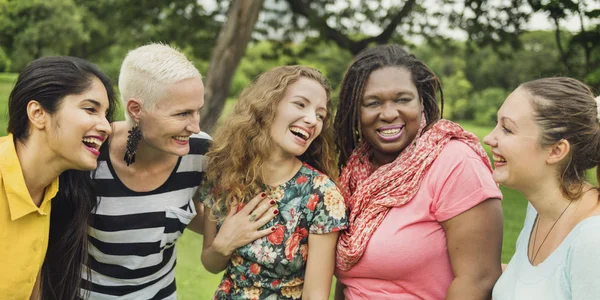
[290,127,310,140]
[82,137,102,148]
[379,128,401,136]
[493,154,507,163]
[173,136,189,141]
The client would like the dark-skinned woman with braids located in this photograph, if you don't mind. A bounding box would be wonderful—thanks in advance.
[333,44,503,300]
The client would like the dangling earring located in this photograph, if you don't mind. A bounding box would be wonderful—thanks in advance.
[124,124,142,166]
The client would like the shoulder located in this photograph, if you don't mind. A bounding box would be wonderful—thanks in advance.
[566,216,600,276]
[427,139,491,181]
[0,135,15,158]
[191,131,212,141]
[437,139,484,163]
[300,163,337,189]
[188,131,212,155]
[0,135,19,178]
[0,135,10,148]
[0,136,13,169]
[570,217,600,250]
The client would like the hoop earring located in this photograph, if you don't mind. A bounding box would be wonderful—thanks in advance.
[124,124,142,166]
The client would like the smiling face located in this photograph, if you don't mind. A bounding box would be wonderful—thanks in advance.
[137,77,204,157]
[47,76,112,170]
[360,67,423,166]
[483,87,551,191]
[270,77,328,159]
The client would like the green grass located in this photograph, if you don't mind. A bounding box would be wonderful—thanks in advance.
[0,76,527,298]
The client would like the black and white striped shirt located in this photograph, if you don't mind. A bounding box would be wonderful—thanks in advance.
[83,132,211,299]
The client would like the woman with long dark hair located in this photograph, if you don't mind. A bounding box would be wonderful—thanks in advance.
[0,56,117,299]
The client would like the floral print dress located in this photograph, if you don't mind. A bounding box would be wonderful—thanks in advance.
[203,163,348,300]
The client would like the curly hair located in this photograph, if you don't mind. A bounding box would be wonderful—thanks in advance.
[334,44,444,169]
[206,65,337,217]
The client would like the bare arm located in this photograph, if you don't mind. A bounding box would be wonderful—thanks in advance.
[302,231,340,300]
[334,280,346,300]
[186,200,204,235]
[29,271,41,300]
[442,198,503,300]
[201,193,278,274]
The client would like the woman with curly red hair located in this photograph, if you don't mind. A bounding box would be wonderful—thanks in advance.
[201,65,348,299]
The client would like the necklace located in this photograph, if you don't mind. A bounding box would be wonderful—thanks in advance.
[530,200,573,264]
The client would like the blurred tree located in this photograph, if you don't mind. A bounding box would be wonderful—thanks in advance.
[270,0,531,55]
[529,0,600,87]
[0,0,89,70]
[442,71,473,120]
[465,30,576,92]
[201,0,264,133]
[0,46,10,72]
[70,0,223,80]
[470,87,509,126]
[2,0,598,130]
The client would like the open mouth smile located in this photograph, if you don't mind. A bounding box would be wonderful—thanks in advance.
[82,136,104,156]
[290,126,311,141]
[492,154,506,163]
[376,125,404,142]
[172,136,190,145]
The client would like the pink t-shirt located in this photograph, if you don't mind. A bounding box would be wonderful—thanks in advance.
[335,140,502,300]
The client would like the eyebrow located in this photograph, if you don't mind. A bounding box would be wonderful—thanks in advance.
[363,90,415,100]
[501,116,518,129]
[83,99,102,107]
[175,106,204,113]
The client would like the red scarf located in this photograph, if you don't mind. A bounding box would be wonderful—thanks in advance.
[335,118,492,271]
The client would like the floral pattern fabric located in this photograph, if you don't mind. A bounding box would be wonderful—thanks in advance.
[203,163,348,300]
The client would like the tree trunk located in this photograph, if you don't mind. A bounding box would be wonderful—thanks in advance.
[200,0,264,133]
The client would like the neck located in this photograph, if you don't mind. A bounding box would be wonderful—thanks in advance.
[134,139,178,166]
[521,178,572,221]
[262,154,302,186]
[15,136,62,207]
[112,122,177,169]
[371,151,399,170]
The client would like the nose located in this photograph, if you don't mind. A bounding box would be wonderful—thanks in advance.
[303,111,318,127]
[186,111,201,134]
[379,102,400,122]
[483,128,496,147]
[97,115,112,137]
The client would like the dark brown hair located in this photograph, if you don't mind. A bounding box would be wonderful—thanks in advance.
[521,77,600,200]
[8,56,117,299]
[334,44,444,168]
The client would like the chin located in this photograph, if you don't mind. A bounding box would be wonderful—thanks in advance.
[73,160,98,171]
[170,147,190,157]
[292,147,309,157]
[492,174,511,188]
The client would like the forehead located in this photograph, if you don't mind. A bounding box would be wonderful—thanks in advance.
[498,87,541,131]
[155,77,205,110]
[284,77,327,107]
[499,88,534,117]
[61,77,109,107]
[363,66,417,96]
